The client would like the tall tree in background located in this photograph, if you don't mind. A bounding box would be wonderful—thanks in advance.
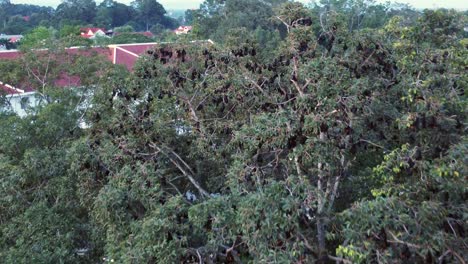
[96,0,135,29]
[0,0,11,29]
[131,0,166,31]
[56,0,97,25]
[190,0,288,60]
[0,2,53,34]
[194,0,288,41]
[310,0,418,32]
[184,8,195,24]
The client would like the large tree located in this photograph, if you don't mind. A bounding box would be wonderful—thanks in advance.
[56,0,97,25]
[78,3,466,262]
[0,3,466,263]
[131,0,166,31]
[95,0,135,28]
[193,0,288,41]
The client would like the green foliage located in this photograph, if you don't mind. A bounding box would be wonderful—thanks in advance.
[0,2,466,263]
[149,23,165,36]
[335,9,468,262]
[58,24,93,46]
[131,0,167,31]
[55,0,97,25]
[193,0,288,43]
[113,24,134,33]
[2,15,29,34]
[59,24,80,38]
[0,0,177,37]
[0,92,98,263]
[19,26,54,49]
[108,32,153,44]
[96,0,135,28]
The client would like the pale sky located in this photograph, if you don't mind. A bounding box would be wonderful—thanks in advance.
[9,0,468,10]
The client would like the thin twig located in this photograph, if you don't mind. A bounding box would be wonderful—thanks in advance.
[328,255,353,264]
[388,231,421,249]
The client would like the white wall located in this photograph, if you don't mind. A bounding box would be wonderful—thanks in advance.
[1,92,40,117]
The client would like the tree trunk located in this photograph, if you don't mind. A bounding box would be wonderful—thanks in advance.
[316,216,326,258]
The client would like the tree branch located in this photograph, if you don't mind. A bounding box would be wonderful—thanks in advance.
[149,143,210,198]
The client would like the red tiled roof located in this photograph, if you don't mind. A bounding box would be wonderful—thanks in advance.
[0,50,21,59]
[0,81,24,95]
[9,37,20,43]
[0,41,212,92]
[54,74,81,87]
[0,84,17,95]
[66,46,113,61]
[80,28,106,39]
[118,44,155,55]
[115,48,139,71]
[174,26,193,34]
[109,43,157,71]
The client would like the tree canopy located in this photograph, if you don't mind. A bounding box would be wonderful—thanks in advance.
[0,1,467,263]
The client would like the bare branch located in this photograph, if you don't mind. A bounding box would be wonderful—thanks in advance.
[388,231,421,249]
[149,143,210,198]
[275,16,290,33]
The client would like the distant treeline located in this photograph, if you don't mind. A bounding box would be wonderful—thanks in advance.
[0,0,180,35]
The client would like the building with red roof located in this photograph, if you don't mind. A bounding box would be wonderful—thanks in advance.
[0,49,21,58]
[0,81,37,117]
[174,26,193,35]
[0,34,23,44]
[108,42,159,71]
[0,40,214,75]
[0,40,213,116]
[0,43,158,95]
[80,28,107,39]
[0,81,24,95]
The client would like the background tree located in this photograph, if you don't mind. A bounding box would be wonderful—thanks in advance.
[19,26,54,49]
[131,0,166,31]
[113,24,134,33]
[0,2,53,33]
[108,32,153,44]
[184,8,195,24]
[193,0,288,43]
[56,0,97,26]
[95,0,135,29]
[2,15,29,34]
[0,0,11,29]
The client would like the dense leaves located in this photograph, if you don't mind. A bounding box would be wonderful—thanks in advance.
[0,2,466,263]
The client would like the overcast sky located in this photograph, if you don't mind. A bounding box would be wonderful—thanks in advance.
[9,0,468,10]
